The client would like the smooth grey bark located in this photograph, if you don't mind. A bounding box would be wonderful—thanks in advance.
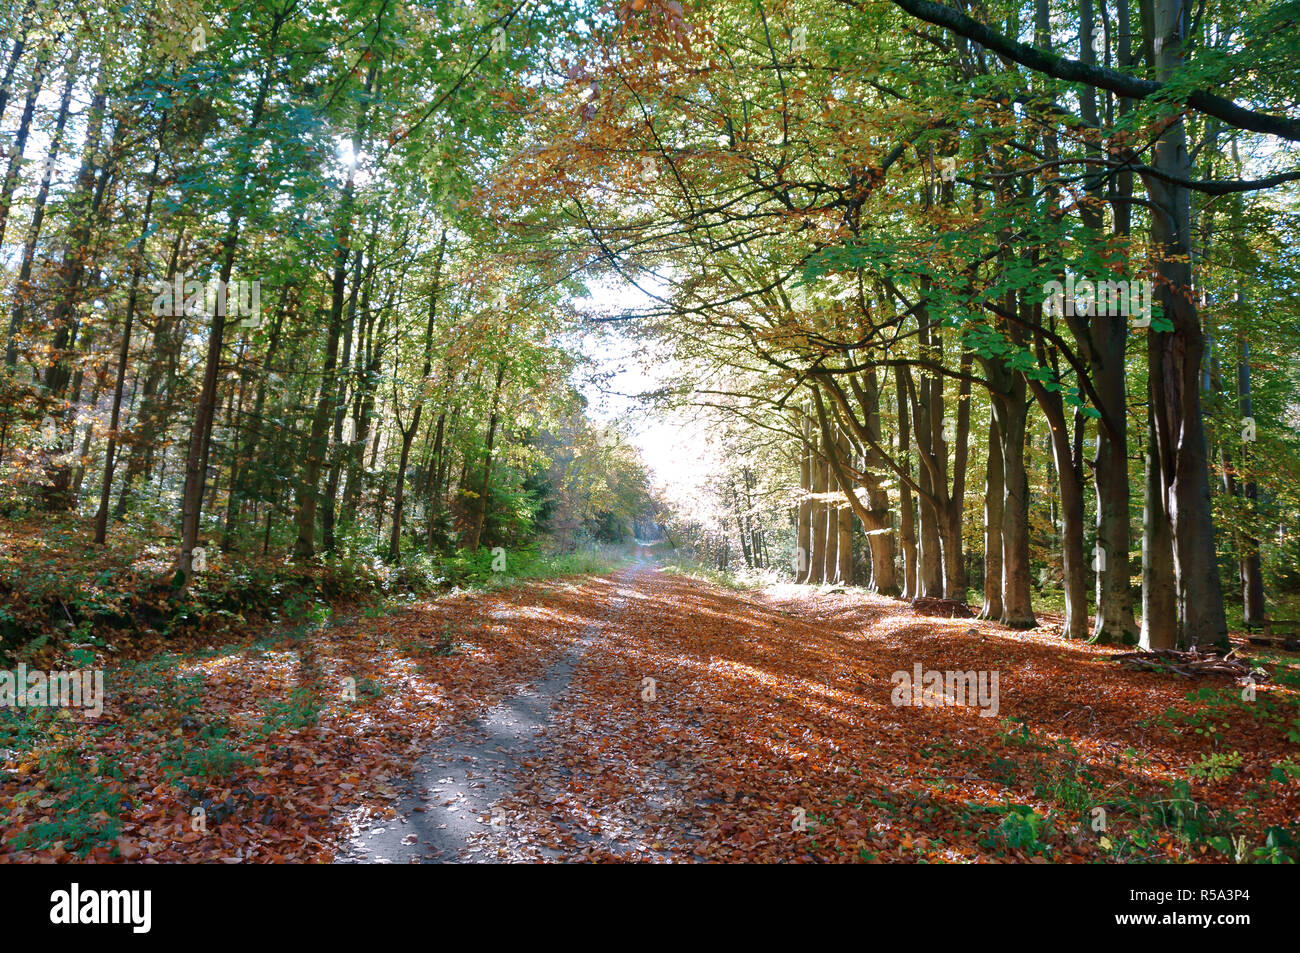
[823,436,840,583]
[809,429,829,585]
[1027,373,1089,638]
[909,364,944,598]
[1140,0,1227,647]
[895,366,918,599]
[837,440,854,585]
[1233,333,1266,625]
[1081,0,1139,644]
[796,412,812,582]
[979,411,1004,620]
[992,371,1036,628]
[1140,406,1178,649]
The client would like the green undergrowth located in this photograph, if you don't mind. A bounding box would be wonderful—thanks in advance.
[876,714,1300,863]
[658,554,789,591]
[0,515,632,665]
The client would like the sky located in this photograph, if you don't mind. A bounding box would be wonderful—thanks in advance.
[572,276,719,504]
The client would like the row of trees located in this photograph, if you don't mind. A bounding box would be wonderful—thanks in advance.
[0,1,653,578]
[493,0,1300,647]
[2,0,1296,651]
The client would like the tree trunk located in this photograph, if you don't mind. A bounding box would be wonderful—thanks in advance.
[1140,405,1178,649]
[114,230,186,519]
[835,428,853,584]
[0,2,37,123]
[809,433,829,585]
[911,366,944,598]
[324,230,374,552]
[179,16,283,583]
[1140,0,1227,647]
[896,367,918,599]
[824,444,840,583]
[939,353,972,602]
[4,45,78,367]
[94,135,163,544]
[1029,378,1089,638]
[1234,333,1266,625]
[388,425,416,563]
[465,362,507,553]
[40,87,114,510]
[979,411,1004,620]
[1092,400,1138,642]
[796,413,812,581]
[993,373,1036,628]
[0,36,51,252]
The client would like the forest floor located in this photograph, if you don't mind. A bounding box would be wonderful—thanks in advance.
[2,551,1298,863]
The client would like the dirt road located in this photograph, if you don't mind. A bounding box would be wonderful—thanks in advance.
[330,560,1267,863]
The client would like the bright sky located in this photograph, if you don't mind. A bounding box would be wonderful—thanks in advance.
[572,277,720,504]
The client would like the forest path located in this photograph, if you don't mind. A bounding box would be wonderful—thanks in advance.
[333,556,913,863]
[332,557,1234,863]
[336,561,646,863]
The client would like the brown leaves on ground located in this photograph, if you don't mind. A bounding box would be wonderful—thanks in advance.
[2,565,1296,863]
[0,581,585,862]
[465,570,1298,862]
